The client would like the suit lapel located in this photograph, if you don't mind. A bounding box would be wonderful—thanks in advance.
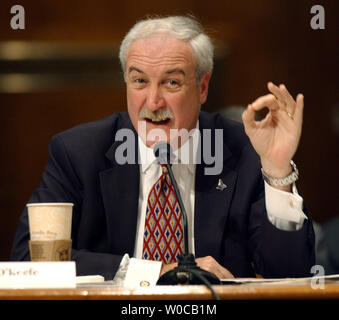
[194,114,237,259]
[98,112,238,259]
[99,116,140,256]
[194,163,237,259]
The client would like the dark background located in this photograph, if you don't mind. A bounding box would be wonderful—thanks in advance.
[0,0,338,261]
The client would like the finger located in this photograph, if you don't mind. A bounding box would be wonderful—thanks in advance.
[268,82,296,115]
[279,84,295,106]
[242,104,256,127]
[220,268,234,279]
[242,104,258,135]
[196,257,231,279]
[279,84,296,114]
[260,110,273,126]
[251,94,279,112]
[294,93,304,123]
[267,82,286,107]
[209,263,234,279]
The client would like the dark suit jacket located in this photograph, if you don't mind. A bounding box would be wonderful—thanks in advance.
[10,111,315,280]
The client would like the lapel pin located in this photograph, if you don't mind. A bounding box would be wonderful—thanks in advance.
[216,178,227,191]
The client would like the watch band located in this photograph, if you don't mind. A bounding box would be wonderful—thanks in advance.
[261,160,299,187]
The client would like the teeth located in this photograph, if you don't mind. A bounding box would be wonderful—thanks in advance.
[146,117,169,122]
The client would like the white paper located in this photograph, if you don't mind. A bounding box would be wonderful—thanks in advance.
[76,275,105,284]
[0,261,76,289]
[124,258,162,287]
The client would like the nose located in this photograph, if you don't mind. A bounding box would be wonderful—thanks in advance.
[147,84,165,111]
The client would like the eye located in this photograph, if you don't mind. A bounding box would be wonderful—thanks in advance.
[135,78,145,84]
[168,79,177,86]
[165,79,181,88]
[131,77,147,88]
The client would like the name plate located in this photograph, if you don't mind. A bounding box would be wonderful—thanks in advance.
[0,262,76,289]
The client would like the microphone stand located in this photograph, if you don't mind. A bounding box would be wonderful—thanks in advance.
[155,144,220,288]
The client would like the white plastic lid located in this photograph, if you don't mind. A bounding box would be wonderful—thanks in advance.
[26,203,74,207]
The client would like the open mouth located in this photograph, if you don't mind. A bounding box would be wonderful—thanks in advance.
[144,118,171,125]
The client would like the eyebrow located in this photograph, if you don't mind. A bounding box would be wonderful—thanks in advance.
[128,66,144,75]
[128,66,186,77]
[165,68,186,76]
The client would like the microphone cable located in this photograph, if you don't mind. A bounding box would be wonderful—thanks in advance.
[187,268,221,300]
[154,142,222,300]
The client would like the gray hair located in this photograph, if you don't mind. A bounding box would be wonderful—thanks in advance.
[119,15,214,82]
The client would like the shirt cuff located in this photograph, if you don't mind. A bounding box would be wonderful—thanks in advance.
[264,181,307,225]
[124,258,162,287]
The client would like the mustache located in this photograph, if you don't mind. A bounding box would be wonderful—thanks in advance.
[139,107,174,122]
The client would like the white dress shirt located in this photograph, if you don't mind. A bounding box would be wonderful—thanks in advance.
[113,125,307,287]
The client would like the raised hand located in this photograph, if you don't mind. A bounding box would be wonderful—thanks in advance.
[242,82,304,189]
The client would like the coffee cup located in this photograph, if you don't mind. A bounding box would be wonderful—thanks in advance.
[27,203,73,261]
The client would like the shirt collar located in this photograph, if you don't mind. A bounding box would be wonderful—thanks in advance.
[139,121,199,175]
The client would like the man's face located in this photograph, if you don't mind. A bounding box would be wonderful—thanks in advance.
[125,33,210,148]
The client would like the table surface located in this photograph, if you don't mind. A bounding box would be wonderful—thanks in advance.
[1,282,339,300]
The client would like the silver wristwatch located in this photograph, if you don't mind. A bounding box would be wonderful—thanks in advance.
[261,160,299,187]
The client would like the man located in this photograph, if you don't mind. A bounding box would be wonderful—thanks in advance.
[11,16,315,285]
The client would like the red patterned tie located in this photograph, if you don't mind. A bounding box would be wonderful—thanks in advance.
[143,164,184,263]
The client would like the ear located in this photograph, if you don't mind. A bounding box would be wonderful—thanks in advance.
[199,72,211,105]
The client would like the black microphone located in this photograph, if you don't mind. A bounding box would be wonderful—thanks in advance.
[153,142,220,287]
